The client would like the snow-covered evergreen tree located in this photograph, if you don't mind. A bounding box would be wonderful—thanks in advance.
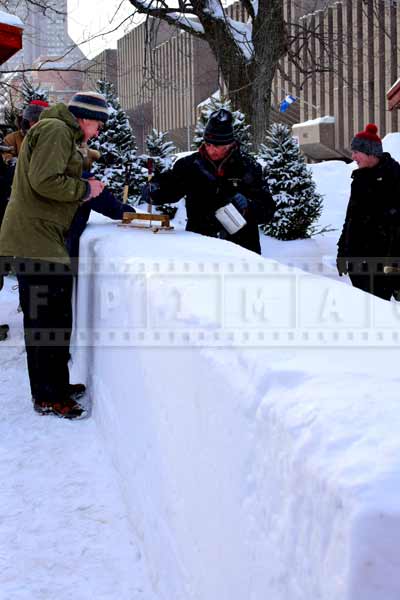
[20,76,49,109]
[144,128,176,173]
[260,123,323,240]
[3,90,21,135]
[140,128,177,216]
[193,93,252,153]
[88,79,145,202]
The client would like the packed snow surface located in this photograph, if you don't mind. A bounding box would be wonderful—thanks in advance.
[2,133,400,598]
[0,10,23,27]
[0,277,154,600]
[293,115,336,127]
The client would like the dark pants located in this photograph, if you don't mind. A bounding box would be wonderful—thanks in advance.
[16,260,73,401]
[348,261,398,301]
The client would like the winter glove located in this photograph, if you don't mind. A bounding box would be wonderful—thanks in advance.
[336,256,348,276]
[140,182,160,204]
[231,192,249,215]
[140,184,151,204]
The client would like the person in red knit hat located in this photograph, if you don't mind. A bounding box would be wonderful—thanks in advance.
[1,99,50,164]
[337,123,400,300]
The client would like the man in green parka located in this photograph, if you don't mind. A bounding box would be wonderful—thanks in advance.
[0,92,108,419]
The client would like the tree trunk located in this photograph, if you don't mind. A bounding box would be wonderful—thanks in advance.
[204,0,287,149]
[128,0,287,150]
[211,53,282,149]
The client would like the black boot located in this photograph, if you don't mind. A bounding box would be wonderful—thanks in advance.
[0,324,9,341]
[67,383,86,399]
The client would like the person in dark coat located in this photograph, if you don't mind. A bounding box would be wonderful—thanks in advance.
[0,152,14,229]
[141,109,275,255]
[0,153,15,341]
[1,100,49,165]
[337,123,400,300]
[66,173,135,267]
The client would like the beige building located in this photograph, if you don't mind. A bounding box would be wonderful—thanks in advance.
[83,49,118,92]
[117,19,219,151]
[274,0,400,159]
[29,55,86,105]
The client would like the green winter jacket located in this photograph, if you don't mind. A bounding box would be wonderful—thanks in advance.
[0,103,88,264]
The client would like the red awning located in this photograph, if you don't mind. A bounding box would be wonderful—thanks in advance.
[0,21,23,65]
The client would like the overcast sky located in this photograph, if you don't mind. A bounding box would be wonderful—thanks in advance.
[67,0,142,58]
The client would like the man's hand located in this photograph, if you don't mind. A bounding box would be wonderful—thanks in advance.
[84,178,105,201]
[231,192,249,215]
[336,256,348,276]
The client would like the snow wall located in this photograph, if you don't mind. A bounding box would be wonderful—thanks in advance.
[73,218,400,600]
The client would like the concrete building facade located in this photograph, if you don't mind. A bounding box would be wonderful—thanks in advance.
[117,19,219,151]
[3,0,85,71]
[268,0,400,159]
[0,1,86,115]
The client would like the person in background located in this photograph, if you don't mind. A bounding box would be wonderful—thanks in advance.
[64,142,136,265]
[0,152,14,341]
[66,172,135,268]
[0,151,13,229]
[2,100,49,165]
[0,92,108,419]
[337,123,400,300]
[141,108,275,255]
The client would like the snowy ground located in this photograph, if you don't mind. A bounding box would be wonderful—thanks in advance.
[0,276,154,600]
[1,133,400,598]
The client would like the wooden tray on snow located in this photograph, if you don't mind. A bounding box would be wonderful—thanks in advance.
[120,211,174,233]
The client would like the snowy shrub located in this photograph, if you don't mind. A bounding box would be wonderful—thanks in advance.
[20,76,49,109]
[139,128,177,215]
[89,79,146,203]
[259,123,323,240]
[143,128,176,173]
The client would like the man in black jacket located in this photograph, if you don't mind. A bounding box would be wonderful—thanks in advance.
[141,109,275,255]
[337,123,400,300]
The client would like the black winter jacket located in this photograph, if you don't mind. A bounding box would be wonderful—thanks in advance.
[337,153,400,260]
[0,158,14,230]
[150,146,275,254]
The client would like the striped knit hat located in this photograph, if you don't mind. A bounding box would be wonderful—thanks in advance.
[68,92,109,123]
[351,123,383,156]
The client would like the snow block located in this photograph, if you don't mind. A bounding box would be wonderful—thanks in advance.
[73,217,400,600]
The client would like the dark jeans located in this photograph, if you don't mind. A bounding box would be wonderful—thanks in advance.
[348,261,399,301]
[16,260,73,401]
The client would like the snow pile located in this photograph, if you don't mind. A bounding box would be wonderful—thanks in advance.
[0,10,23,28]
[292,115,336,127]
[3,132,400,598]
[70,194,400,599]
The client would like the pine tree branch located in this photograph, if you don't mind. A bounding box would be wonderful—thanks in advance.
[128,0,206,38]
